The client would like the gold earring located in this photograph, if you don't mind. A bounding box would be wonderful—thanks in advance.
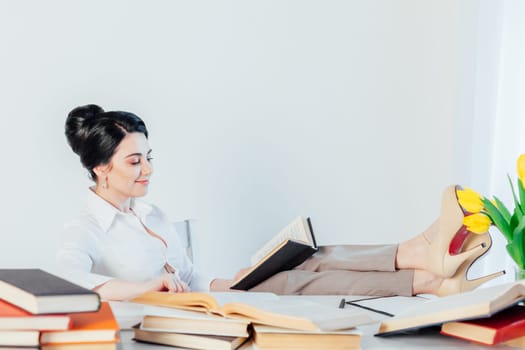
[102,177,108,189]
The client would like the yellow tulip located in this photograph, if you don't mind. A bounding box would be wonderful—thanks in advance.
[456,187,484,213]
[517,154,525,185]
[463,213,492,234]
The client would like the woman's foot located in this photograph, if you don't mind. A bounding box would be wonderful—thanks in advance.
[427,185,488,277]
[412,269,443,295]
[413,233,505,296]
[396,219,439,271]
[398,186,487,277]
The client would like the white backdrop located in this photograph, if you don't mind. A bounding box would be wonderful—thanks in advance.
[0,1,518,281]
[473,0,525,283]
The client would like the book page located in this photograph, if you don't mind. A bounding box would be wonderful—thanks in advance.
[391,283,516,319]
[143,305,244,322]
[345,295,430,321]
[210,292,280,307]
[222,298,374,331]
[253,324,362,335]
[132,291,279,315]
[250,217,312,265]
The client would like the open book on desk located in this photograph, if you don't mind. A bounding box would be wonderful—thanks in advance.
[340,295,429,320]
[132,291,373,331]
[377,281,525,336]
[231,216,317,290]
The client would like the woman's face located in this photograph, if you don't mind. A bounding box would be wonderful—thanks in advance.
[104,132,153,201]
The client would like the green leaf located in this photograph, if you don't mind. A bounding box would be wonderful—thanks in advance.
[482,198,512,241]
[507,242,519,265]
[515,230,525,268]
[493,196,512,224]
[513,206,524,231]
[514,215,525,238]
[510,208,522,232]
[508,174,524,215]
[519,178,525,214]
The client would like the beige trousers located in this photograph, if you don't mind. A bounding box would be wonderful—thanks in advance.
[249,244,414,296]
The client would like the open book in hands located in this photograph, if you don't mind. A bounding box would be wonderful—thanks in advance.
[230,216,317,290]
[131,292,373,331]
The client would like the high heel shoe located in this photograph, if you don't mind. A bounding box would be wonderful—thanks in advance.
[437,233,505,296]
[427,185,488,278]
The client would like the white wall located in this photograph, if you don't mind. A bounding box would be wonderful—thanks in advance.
[0,1,487,279]
[474,0,525,283]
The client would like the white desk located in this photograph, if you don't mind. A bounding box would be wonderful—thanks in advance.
[110,296,519,349]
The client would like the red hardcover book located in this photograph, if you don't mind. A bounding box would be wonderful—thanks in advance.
[0,299,71,330]
[40,302,119,345]
[441,304,525,345]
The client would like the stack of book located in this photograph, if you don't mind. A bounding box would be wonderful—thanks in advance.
[135,306,250,350]
[131,291,370,350]
[0,268,119,349]
[376,280,525,347]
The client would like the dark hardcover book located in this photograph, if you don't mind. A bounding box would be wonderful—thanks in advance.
[231,217,317,290]
[0,269,100,314]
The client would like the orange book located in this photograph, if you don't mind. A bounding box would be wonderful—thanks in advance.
[40,302,119,345]
[441,305,525,345]
[41,343,118,350]
[0,299,71,330]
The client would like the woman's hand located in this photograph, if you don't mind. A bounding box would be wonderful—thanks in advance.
[154,272,190,293]
[210,267,251,291]
[233,267,251,281]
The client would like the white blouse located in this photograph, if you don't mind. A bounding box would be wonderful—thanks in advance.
[56,189,209,291]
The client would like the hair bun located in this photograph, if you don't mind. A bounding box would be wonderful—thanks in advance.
[68,104,104,122]
[65,104,105,155]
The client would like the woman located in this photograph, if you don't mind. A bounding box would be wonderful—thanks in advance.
[57,104,504,301]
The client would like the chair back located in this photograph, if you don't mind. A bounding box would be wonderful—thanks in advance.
[173,219,193,262]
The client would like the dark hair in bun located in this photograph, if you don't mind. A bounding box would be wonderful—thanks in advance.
[65,104,149,180]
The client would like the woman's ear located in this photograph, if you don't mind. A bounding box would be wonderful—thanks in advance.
[93,163,111,178]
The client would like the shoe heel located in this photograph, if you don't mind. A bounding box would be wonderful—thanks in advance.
[430,242,486,278]
[465,270,506,290]
[436,233,505,297]
[437,270,505,297]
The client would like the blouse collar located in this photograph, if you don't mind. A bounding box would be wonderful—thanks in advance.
[85,188,154,232]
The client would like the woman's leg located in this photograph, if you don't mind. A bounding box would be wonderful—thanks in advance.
[249,269,415,296]
[249,268,443,296]
[295,245,399,272]
[293,220,439,273]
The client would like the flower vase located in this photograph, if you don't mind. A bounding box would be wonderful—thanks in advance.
[514,265,525,281]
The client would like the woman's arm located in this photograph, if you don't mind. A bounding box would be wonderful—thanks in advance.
[209,278,234,291]
[94,272,189,301]
[209,267,251,291]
